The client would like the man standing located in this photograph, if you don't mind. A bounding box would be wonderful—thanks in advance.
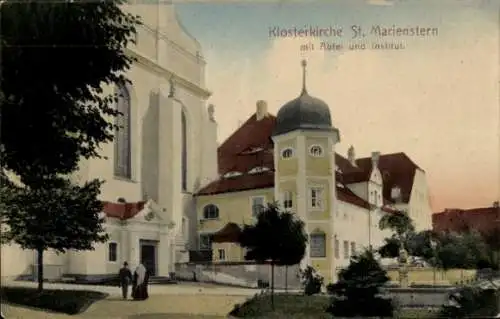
[118,262,133,300]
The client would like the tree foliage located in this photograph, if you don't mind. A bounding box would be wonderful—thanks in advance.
[0,175,109,253]
[377,209,495,270]
[239,203,307,266]
[0,0,141,181]
[433,230,489,270]
[300,266,323,296]
[0,0,140,292]
[480,228,500,270]
[378,236,401,259]
[377,210,416,259]
[326,250,394,317]
[379,209,415,241]
[238,203,307,308]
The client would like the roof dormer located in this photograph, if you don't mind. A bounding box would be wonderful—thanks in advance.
[248,166,270,174]
[223,171,243,178]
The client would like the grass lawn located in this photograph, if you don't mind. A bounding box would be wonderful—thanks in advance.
[1,286,108,315]
[228,293,442,318]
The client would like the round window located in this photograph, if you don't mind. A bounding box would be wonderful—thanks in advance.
[309,145,323,157]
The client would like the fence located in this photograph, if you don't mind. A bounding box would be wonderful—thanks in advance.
[385,267,476,286]
[175,261,302,289]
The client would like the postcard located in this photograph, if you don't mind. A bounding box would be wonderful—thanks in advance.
[1,0,498,318]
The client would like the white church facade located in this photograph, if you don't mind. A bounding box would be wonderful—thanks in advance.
[1,3,219,282]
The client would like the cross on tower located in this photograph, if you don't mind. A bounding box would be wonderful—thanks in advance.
[301,59,308,95]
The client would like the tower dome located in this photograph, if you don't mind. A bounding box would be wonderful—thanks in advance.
[273,60,334,136]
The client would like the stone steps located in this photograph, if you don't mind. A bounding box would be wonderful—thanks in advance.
[148,276,177,285]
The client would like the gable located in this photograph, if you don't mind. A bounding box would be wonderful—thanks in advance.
[370,167,382,185]
[130,200,163,223]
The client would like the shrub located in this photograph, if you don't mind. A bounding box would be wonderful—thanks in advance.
[440,284,500,318]
[228,293,331,318]
[300,266,323,296]
[326,250,394,317]
[1,287,108,315]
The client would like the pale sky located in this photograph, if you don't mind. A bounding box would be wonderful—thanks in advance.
[176,1,500,212]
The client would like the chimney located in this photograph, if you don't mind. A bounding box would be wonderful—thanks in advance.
[256,100,268,121]
[371,151,381,168]
[347,145,356,167]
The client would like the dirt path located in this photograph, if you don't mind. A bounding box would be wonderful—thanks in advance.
[2,294,247,319]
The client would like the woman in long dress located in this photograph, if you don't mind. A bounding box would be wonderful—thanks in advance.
[132,263,149,300]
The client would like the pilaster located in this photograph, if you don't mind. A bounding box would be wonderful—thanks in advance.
[129,232,139,269]
[296,134,310,268]
[157,232,171,276]
[328,136,338,282]
[273,136,281,211]
[157,92,173,215]
[120,226,130,264]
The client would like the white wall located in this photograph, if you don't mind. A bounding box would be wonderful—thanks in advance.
[1,3,214,280]
[0,244,32,281]
[408,169,433,231]
[85,2,214,259]
[335,201,368,269]
[334,200,392,270]
[347,182,368,202]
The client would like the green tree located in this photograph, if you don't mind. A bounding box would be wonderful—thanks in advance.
[379,209,415,244]
[0,1,140,292]
[434,230,489,270]
[0,174,108,291]
[238,203,307,309]
[378,236,401,259]
[326,250,394,317]
[1,0,141,181]
[377,210,416,259]
[406,230,435,261]
[273,208,307,293]
[480,229,500,270]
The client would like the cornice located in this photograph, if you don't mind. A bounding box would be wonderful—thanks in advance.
[126,48,212,100]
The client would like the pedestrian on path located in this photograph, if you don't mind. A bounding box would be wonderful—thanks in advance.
[118,262,133,300]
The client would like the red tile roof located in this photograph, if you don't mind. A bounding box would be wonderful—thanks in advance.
[212,222,242,243]
[218,114,276,175]
[196,111,421,210]
[102,201,145,220]
[432,206,500,235]
[355,152,420,203]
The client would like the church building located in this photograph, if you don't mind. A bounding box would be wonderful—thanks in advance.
[1,2,218,282]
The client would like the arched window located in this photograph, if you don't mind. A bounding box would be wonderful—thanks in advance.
[114,83,131,178]
[309,145,324,157]
[281,147,294,159]
[310,230,326,258]
[203,204,219,219]
[181,110,187,191]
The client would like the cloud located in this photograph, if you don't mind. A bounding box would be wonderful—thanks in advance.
[205,16,498,210]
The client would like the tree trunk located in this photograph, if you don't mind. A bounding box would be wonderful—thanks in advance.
[285,265,288,293]
[37,248,44,292]
[271,262,275,310]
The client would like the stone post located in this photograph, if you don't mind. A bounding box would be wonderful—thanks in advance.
[398,247,409,288]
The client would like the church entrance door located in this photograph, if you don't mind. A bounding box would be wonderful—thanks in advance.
[139,239,158,276]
